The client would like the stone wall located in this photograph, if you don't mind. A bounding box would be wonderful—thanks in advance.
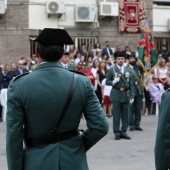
[0,0,169,65]
[0,0,35,64]
[98,0,153,52]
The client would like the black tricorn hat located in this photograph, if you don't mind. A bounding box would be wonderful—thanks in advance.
[115,51,125,59]
[129,52,138,60]
[34,28,74,47]
[64,51,70,55]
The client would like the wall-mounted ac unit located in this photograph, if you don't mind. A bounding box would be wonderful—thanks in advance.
[46,0,65,14]
[75,5,96,22]
[0,0,6,14]
[99,2,118,17]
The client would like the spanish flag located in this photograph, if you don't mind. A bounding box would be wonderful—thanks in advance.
[138,20,158,72]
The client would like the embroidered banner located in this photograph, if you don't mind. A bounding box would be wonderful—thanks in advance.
[138,21,158,72]
[119,0,145,33]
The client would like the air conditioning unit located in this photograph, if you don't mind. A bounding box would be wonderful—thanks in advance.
[99,2,118,17]
[0,0,6,14]
[46,0,65,14]
[75,5,96,22]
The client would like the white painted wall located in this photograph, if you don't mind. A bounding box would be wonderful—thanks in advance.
[153,5,170,32]
[29,0,97,29]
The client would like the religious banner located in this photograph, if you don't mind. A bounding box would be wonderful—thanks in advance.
[119,0,145,33]
[138,21,158,72]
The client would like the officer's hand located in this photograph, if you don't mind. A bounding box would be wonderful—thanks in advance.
[112,77,120,85]
[130,98,134,105]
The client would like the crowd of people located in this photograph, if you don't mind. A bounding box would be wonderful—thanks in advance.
[0,41,170,122]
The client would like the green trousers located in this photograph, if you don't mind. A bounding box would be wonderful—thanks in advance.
[112,101,129,137]
[129,95,142,128]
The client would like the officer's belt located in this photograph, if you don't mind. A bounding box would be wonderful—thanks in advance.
[24,129,79,147]
[113,86,128,91]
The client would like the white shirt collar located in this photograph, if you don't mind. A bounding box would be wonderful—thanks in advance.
[116,64,124,73]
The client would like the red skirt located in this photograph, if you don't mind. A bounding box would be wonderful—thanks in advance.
[103,96,112,105]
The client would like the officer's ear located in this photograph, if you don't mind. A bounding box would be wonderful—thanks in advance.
[35,48,40,58]
[35,48,41,64]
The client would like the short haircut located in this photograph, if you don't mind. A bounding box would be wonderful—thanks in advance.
[37,43,63,62]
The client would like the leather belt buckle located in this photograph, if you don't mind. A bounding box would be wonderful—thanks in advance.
[120,88,124,91]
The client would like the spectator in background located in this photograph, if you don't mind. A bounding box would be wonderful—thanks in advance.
[102,41,113,59]
[1,65,12,90]
[158,45,169,62]
[114,46,122,57]
[96,60,107,104]
[143,72,153,115]
[124,46,132,59]
[69,44,78,59]
[106,58,113,70]
[157,58,168,89]
[87,56,93,64]
[93,42,102,57]
[166,55,170,66]
[88,43,95,57]
[102,54,108,60]
[91,59,99,92]
[101,78,112,118]
[78,43,88,56]
[10,62,17,71]
[74,52,81,64]
[77,61,83,71]
[79,62,95,87]
[157,53,163,62]
[12,60,28,77]
[80,55,85,63]
[93,51,102,62]
[25,57,31,70]
[30,54,37,71]
[150,75,164,105]
[0,66,3,122]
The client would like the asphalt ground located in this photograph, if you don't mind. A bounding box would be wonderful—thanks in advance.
[0,115,158,170]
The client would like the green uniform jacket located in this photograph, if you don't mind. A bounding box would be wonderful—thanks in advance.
[106,66,134,102]
[6,62,109,170]
[128,65,143,96]
[155,90,170,170]
[67,64,75,71]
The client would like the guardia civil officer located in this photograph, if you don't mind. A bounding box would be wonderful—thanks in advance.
[106,52,134,140]
[155,89,170,170]
[128,54,143,131]
[6,28,109,170]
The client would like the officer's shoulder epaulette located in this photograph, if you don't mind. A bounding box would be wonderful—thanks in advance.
[69,70,86,77]
[13,72,29,81]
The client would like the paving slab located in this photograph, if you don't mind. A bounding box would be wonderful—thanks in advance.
[0,115,158,170]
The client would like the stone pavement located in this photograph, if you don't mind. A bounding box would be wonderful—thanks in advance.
[0,115,158,170]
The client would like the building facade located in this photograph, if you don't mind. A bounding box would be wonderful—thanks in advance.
[0,0,169,64]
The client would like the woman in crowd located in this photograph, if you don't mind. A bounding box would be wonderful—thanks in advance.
[93,42,102,57]
[91,59,100,92]
[96,60,107,104]
[156,58,168,89]
[143,72,153,115]
[150,75,164,105]
[124,46,132,59]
